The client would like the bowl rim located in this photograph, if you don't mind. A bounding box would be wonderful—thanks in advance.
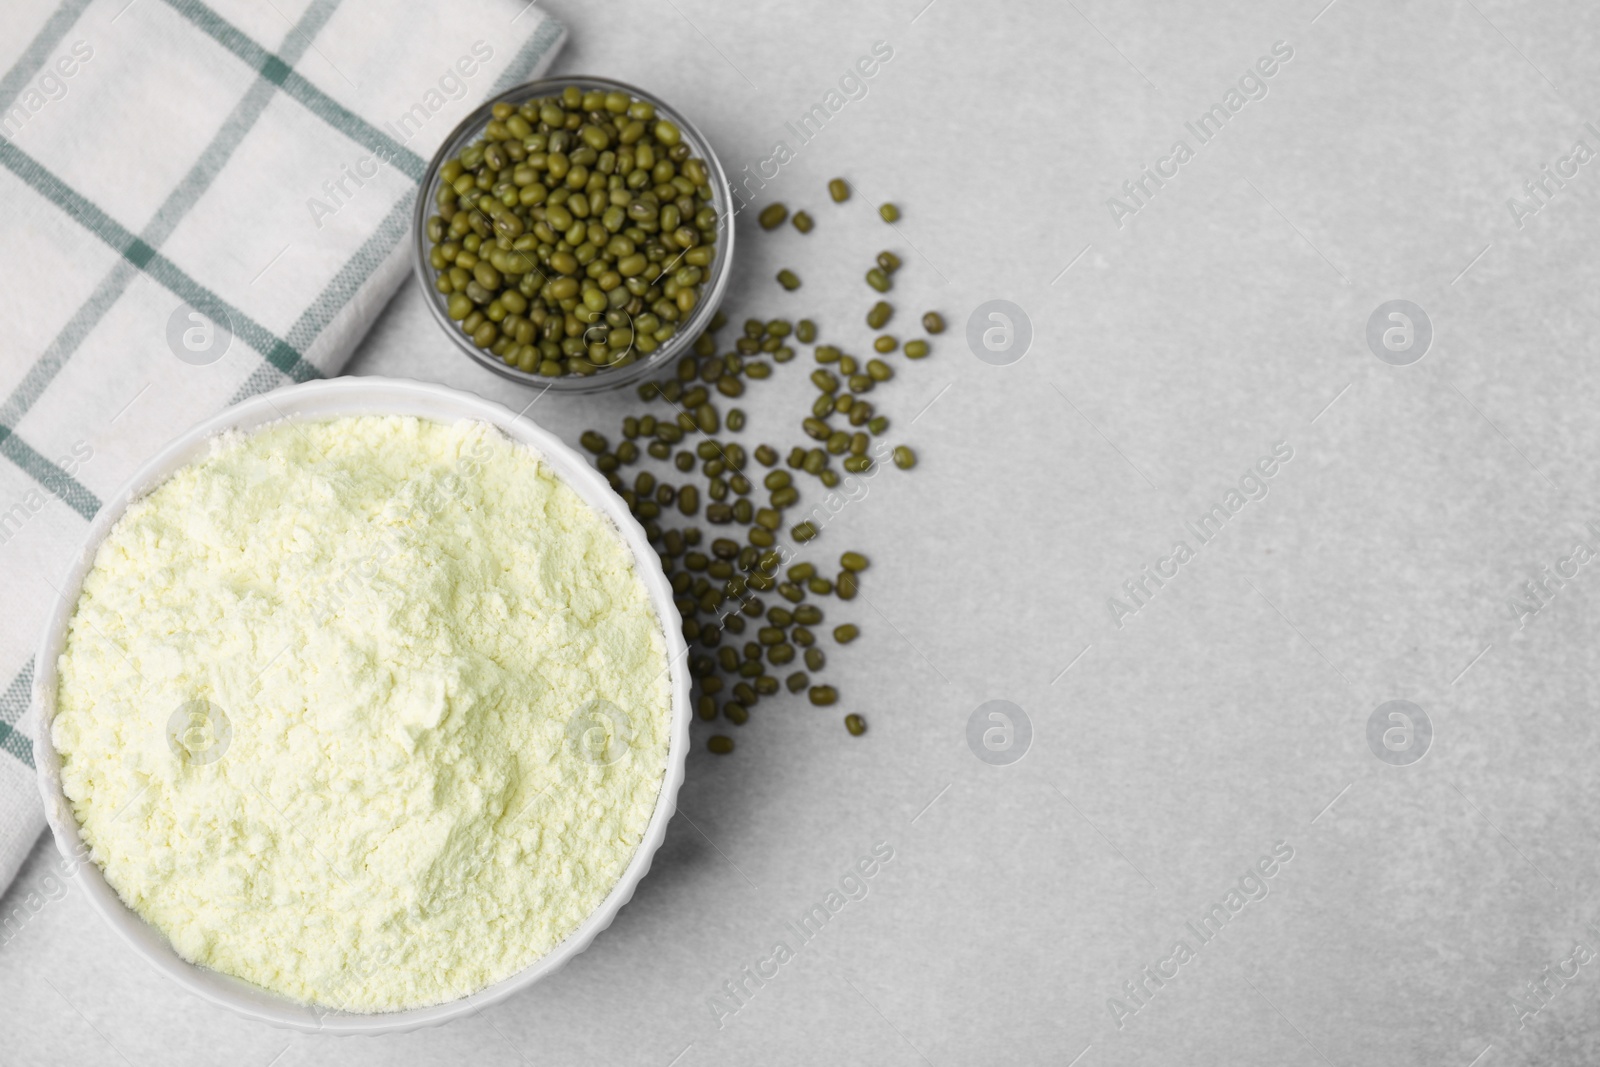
[411,74,736,394]
[31,376,693,1035]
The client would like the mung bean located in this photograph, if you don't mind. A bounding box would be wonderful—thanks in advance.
[758,203,788,230]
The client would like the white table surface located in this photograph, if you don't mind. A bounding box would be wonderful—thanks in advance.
[8,0,1600,1063]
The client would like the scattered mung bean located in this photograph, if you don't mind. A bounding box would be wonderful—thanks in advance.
[759,203,789,230]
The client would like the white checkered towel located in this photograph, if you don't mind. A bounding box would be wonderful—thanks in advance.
[0,0,565,895]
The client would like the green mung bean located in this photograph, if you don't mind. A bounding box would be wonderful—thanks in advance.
[427,87,719,378]
[758,203,789,230]
[922,311,945,334]
[828,178,850,202]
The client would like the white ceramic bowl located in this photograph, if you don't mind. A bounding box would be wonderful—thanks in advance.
[32,376,692,1034]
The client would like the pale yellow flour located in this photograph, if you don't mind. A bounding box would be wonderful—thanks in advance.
[51,415,671,1011]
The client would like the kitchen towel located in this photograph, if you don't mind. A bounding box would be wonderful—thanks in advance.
[0,0,565,897]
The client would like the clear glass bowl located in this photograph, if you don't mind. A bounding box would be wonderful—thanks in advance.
[411,76,735,395]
